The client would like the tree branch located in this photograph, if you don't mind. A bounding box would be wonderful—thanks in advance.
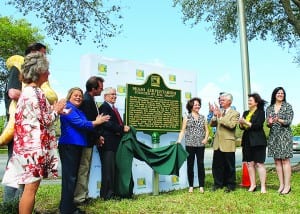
[292,0,300,9]
[280,0,300,37]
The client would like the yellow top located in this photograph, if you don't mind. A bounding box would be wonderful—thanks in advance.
[6,55,24,71]
[244,110,255,129]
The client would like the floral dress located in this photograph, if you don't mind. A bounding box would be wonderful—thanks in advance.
[266,102,294,159]
[2,86,59,188]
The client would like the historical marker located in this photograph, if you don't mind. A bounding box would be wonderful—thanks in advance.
[126,73,181,132]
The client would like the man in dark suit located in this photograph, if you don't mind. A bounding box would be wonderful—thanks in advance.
[98,87,130,200]
[210,93,240,193]
[74,76,105,205]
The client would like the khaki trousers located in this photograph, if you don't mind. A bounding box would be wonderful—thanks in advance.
[73,147,93,203]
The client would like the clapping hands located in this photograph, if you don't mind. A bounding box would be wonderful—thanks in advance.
[209,102,221,118]
[268,114,278,125]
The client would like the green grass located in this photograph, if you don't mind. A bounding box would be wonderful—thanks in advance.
[0,148,8,154]
[1,169,300,214]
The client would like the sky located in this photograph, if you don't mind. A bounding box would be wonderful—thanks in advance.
[1,0,299,124]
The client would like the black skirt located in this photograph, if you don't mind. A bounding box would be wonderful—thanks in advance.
[242,145,266,163]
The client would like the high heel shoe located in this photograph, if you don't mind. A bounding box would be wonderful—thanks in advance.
[278,186,284,193]
[248,186,257,192]
[280,188,291,195]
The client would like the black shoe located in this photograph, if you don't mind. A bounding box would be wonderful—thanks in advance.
[280,188,291,195]
[103,191,116,200]
[74,198,93,206]
[83,198,93,205]
[211,186,222,192]
[73,208,86,214]
[224,188,234,193]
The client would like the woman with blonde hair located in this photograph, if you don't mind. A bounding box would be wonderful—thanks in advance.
[58,87,110,214]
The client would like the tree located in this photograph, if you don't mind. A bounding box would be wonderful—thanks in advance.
[7,0,123,49]
[173,0,300,49]
[0,16,45,101]
[292,123,300,136]
[0,58,6,101]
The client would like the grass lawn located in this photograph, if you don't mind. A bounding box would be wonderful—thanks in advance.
[0,148,8,155]
[1,168,300,214]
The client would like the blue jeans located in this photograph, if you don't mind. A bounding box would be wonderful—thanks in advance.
[3,186,23,203]
[3,140,24,203]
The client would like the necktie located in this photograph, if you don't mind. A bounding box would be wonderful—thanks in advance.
[112,105,123,126]
[222,109,226,117]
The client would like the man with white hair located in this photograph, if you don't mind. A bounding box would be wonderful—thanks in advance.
[98,87,130,200]
[210,93,240,193]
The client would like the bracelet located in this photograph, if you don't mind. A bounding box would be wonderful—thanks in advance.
[53,110,58,118]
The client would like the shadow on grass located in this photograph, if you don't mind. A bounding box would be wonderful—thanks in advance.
[0,199,19,214]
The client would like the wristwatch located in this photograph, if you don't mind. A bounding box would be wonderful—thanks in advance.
[53,110,58,118]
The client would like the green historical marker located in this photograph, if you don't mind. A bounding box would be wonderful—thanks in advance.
[126,73,181,132]
[126,73,182,195]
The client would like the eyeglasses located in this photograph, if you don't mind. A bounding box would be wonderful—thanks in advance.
[108,93,117,96]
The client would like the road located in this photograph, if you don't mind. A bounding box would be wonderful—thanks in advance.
[1,148,300,184]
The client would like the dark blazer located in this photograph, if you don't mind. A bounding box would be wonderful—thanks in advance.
[80,91,102,147]
[98,101,124,152]
[240,109,267,147]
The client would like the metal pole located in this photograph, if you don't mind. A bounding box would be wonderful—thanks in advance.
[151,132,160,195]
[237,0,251,110]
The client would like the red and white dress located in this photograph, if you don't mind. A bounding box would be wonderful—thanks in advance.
[2,86,59,188]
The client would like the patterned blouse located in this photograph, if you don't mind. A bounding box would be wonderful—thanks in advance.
[2,86,59,188]
[184,113,206,147]
[266,102,294,159]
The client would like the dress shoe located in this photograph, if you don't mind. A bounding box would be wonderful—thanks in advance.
[224,188,234,193]
[74,198,93,206]
[72,208,86,214]
[211,186,222,192]
[277,186,284,193]
[103,193,122,201]
[280,188,291,195]
[83,198,93,204]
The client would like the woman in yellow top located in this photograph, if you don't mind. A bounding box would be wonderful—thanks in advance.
[239,93,267,193]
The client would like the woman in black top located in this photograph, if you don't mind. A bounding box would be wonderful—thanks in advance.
[239,93,267,193]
